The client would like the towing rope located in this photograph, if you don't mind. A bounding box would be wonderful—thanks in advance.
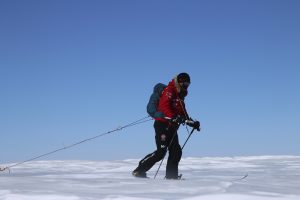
[0,116,152,173]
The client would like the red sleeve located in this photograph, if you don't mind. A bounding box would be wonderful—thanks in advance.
[158,87,176,118]
[178,99,189,119]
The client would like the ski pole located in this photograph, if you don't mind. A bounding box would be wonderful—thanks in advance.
[181,128,195,150]
[181,119,200,150]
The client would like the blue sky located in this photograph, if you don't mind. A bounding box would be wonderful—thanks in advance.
[0,0,299,163]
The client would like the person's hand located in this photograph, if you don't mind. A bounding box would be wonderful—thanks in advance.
[192,121,200,131]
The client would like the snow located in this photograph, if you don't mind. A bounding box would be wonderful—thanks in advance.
[1,156,300,200]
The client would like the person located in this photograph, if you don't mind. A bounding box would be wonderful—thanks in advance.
[133,72,198,179]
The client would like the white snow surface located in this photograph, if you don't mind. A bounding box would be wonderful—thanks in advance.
[1,156,300,200]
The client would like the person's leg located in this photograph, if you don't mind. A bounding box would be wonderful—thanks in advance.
[132,121,168,176]
[165,131,182,179]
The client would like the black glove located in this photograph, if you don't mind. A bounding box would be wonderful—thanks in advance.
[192,121,200,131]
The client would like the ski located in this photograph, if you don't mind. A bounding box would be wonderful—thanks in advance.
[231,173,248,181]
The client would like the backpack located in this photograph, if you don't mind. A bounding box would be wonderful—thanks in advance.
[146,83,166,118]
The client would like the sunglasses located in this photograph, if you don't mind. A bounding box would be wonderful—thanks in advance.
[180,82,190,87]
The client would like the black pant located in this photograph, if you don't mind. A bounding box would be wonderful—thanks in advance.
[134,120,182,178]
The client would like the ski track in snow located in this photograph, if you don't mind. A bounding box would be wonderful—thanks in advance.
[0,156,300,200]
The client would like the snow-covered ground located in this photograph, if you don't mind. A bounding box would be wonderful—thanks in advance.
[1,156,300,200]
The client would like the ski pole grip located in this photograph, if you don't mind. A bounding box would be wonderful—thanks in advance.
[185,119,194,125]
[185,120,200,131]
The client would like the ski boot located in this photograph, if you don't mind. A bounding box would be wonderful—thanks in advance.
[165,174,183,180]
[132,170,148,178]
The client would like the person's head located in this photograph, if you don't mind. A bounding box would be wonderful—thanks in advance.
[177,72,190,91]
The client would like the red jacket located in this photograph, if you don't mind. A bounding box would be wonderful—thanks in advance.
[156,78,188,123]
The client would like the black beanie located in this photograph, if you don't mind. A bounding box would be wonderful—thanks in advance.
[177,72,190,83]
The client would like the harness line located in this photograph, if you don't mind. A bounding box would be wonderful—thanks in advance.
[0,116,152,173]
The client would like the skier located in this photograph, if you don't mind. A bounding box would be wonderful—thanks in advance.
[132,72,200,179]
